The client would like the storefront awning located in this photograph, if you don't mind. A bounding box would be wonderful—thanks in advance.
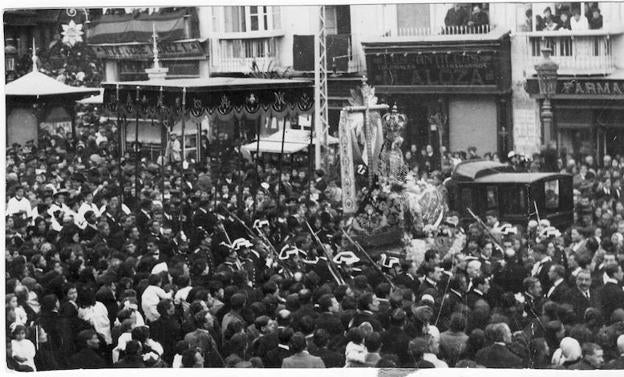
[241,129,339,154]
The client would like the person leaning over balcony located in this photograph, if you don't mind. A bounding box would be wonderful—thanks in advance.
[444,4,468,28]
[468,5,489,28]
[571,9,589,31]
[588,7,603,30]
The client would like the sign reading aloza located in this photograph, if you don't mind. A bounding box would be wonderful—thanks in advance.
[367,50,498,86]
[91,40,205,60]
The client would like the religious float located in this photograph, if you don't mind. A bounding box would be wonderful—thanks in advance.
[340,78,463,267]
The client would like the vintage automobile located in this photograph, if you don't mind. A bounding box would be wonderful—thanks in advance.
[445,160,574,229]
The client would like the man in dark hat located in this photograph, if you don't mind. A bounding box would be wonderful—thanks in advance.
[193,199,217,237]
[137,199,153,235]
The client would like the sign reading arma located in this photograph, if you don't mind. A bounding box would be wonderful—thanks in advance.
[366,50,498,86]
[561,80,624,96]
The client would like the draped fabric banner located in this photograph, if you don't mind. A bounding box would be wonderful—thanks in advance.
[339,110,357,215]
[103,87,314,123]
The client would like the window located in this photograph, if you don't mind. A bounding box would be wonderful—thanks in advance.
[325,5,351,35]
[461,188,473,213]
[486,186,498,209]
[397,3,431,33]
[220,38,277,59]
[544,179,560,209]
[501,186,526,215]
[326,6,338,34]
[224,6,246,32]
[223,6,281,33]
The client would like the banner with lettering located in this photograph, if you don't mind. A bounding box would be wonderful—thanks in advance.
[366,50,498,87]
[339,110,357,214]
[525,79,624,97]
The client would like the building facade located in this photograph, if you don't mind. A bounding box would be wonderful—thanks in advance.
[7,4,624,161]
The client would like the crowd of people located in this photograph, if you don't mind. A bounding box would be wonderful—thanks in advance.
[6,112,624,370]
[519,3,604,32]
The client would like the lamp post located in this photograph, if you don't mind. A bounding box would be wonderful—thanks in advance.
[5,38,18,83]
[534,47,559,147]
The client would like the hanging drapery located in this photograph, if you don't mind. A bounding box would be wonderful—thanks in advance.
[103,85,314,124]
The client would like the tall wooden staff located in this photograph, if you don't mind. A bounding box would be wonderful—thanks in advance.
[304,220,345,285]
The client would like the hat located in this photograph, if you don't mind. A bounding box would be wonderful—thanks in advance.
[253,219,270,229]
[540,226,561,239]
[421,294,435,305]
[260,182,270,191]
[279,244,303,260]
[333,251,360,266]
[507,151,516,159]
[499,223,518,236]
[444,215,459,227]
[232,238,253,251]
[53,189,69,198]
[380,253,400,269]
[539,219,551,228]
[528,220,539,229]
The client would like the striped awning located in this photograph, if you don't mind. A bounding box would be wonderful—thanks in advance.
[86,8,196,44]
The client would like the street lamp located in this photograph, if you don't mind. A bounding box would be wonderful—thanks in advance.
[534,47,559,146]
[5,38,18,82]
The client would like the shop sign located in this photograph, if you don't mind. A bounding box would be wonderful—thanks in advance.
[366,50,498,86]
[560,80,624,96]
[91,40,205,60]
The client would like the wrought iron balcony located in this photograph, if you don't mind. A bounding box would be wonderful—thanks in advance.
[393,24,493,37]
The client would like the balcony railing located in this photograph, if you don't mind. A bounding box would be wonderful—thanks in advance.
[211,37,281,73]
[524,30,619,76]
[392,24,493,37]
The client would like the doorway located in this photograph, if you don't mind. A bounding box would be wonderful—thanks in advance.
[605,128,624,158]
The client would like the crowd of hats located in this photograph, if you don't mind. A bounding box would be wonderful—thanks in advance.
[6,119,624,370]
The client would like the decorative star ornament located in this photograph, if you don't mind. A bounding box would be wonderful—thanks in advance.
[61,20,84,46]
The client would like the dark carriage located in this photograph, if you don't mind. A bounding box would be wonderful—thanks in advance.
[445,160,574,229]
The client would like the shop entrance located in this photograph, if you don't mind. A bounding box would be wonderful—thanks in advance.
[605,128,624,158]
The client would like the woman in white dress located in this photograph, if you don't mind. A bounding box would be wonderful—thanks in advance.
[11,324,37,371]
[77,287,112,345]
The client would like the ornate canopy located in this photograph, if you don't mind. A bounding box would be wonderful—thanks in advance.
[101,77,314,126]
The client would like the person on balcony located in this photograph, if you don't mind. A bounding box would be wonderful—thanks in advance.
[557,12,571,30]
[588,7,603,30]
[544,17,560,31]
[571,9,589,31]
[444,4,469,28]
[467,5,489,29]
[519,9,533,32]
[536,7,555,31]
